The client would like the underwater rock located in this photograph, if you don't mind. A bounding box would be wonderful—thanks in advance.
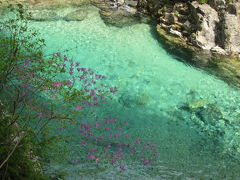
[29,10,59,21]
[118,92,149,108]
[188,99,209,110]
[99,8,139,27]
[63,9,88,21]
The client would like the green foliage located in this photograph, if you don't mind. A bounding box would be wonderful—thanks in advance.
[0,5,52,179]
[0,103,50,180]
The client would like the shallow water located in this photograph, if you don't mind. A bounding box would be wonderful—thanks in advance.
[29,6,240,179]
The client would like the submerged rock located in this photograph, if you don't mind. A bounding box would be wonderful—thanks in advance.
[64,9,88,21]
[29,10,59,21]
[99,8,139,27]
[118,92,149,108]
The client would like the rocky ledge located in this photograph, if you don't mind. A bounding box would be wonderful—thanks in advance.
[137,0,240,87]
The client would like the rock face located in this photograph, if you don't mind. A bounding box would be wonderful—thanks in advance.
[138,0,240,58]
[221,3,240,56]
[189,2,219,50]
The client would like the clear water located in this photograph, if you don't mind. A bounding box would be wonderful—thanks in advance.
[29,6,240,180]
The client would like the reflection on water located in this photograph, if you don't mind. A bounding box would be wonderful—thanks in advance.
[28,6,240,179]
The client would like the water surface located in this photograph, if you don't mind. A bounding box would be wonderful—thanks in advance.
[29,6,240,179]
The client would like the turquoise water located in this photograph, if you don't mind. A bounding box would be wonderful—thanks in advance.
[29,6,240,179]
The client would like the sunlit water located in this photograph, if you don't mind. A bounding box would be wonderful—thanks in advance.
[28,6,240,179]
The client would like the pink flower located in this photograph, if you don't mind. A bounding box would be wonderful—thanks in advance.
[95,157,99,163]
[126,134,129,138]
[76,105,83,110]
[143,159,150,166]
[94,123,99,127]
[77,68,81,71]
[76,62,80,67]
[120,163,125,171]
[64,56,68,61]
[66,80,72,86]
[105,127,110,131]
[80,76,84,80]
[69,71,73,75]
[38,112,43,118]
[81,141,87,146]
[52,82,63,87]
[111,158,117,164]
[134,139,140,144]
[90,89,95,97]
[92,147,97,152]
[56,52,61,57]
[87,154,95,160]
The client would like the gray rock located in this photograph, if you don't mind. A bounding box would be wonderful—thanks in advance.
[125,0,138,7]
[209,0,226,10]
[169,28,182,38]
[99,7,138,27]
[221,13,240,55]
[190,1,219,50]
[211,46,227,55]
[64,10,87,21]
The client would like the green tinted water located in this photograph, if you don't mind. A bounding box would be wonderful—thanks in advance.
[30,6,240,179]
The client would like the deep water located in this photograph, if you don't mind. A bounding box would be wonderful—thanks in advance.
[29,6,240,180]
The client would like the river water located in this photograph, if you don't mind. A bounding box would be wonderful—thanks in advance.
[29,6,240,180]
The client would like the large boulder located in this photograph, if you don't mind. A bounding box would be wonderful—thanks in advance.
[189,1,219,50]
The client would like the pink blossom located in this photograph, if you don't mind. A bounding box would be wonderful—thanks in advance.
[76,105,83,110]
[94,123,99,127]
[52,82,63,87]
[126,134,129,138]
[92,147,97,152]
[120,163,125,171]
[80,76,84,80]
[90,89,95,96]
[111,158,117,164]
[95,157,99,163]
[64,56,68,61]
[143,159,150,166]
[76,62,80,67]
[66,80,72,86]
[105,127,110,131]
[134,139,140,144]
[87,154,95,160]
[38,112,43,118]
[81,141,87,146]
